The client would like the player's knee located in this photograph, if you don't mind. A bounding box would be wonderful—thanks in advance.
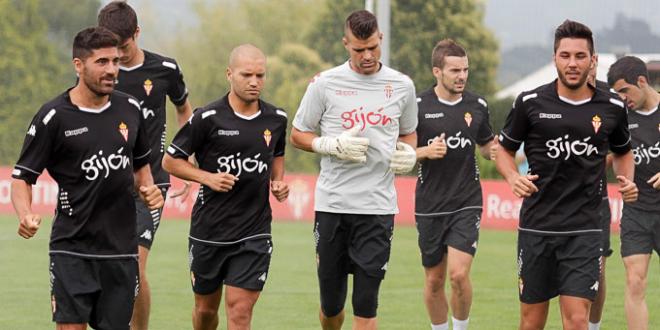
[448,268,470,289]
[194,305,219,322]
[563,312,588,329]
[352,289,378,318]
[626,273,647,296]
[425,275,445,294]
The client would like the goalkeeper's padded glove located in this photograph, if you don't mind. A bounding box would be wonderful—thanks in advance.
[312,127,370,163]
[389,141,416,174]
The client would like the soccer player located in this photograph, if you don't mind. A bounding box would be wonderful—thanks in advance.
[98,2,193,329]
[162,44,289,330]
[10,26,164,330]
[290,10,418,330]
[607,55,660,330]
[415,39,496,330]
[495,20,638,330]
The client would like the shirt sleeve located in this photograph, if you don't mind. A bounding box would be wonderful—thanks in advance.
[274,116,287,157]
[292,74,325,132]
[399,80,419,135]
[167,108,207,160]
[609,106,632,154]
[476,99,495,145]
[166,60,189,106]
[12,108,56,184]
[499,94,529,152]
[132,107,151,170]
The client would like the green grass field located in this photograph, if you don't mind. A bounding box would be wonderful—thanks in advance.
[1,216,658,329]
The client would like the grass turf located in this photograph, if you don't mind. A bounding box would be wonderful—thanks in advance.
[0,216,658,329]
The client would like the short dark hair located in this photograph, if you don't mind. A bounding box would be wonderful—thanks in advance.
[345,10,379,40]
[72,26,120,60]
[98,1,138,41]
[432,39,467,69]
[607,56,649,87]
[554,20,594,55]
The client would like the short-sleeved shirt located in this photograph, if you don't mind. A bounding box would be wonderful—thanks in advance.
[415,88,494,215]
[499,80,631,234]
[626,106,660,212]
[115,50,188,186]
[12,90,151,257]
[293,62,418,214]
[167,95,287,244]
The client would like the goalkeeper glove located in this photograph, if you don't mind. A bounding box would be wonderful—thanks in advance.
[389,142,416,174]
[312,127,370,163]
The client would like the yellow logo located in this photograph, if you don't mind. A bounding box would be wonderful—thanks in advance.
[119,122,128,141]
[263,129,272,146]
[143,79,153,96]
[592,115,601,134]
[464,112,473,127]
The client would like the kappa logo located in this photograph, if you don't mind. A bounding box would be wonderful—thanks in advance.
[424,112,444,119]
[258,272,267,282]
[590,281,599,291]
[464,112,472,127]
[539,113,562,119]
[118,122,128,141]
[140,229,153,241]
[64,127,89,137]
[381,262,388,271]
[218,129,239,136]
[335,89,358,96]
[629,123,639,130]
[143,79,153,96]
[27,125,36,136]
[263,129,272,146]
[592,115,602,134]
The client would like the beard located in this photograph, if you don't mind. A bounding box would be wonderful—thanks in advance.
[82,73,115,97]
[557,69,589,90]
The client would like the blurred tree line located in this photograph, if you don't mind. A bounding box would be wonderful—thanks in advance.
[0,0,510,179]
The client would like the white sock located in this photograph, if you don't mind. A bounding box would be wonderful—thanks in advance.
[588,321,601,330]
[452,317,469,330]
[431,322,449,330]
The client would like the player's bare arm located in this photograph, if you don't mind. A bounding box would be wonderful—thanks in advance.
[134,164,164,209]
[10,179,42,239]
[162,154,237,192]
[270,156,288,202]
[612,150,638,202]
[496,146,538,198]
[478,135,498,161]
[390,132,417,174]
[416,133,447,160]
[168,100,195,199]
[647,172,660,189]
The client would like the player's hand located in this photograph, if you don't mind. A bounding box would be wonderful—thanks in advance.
[271,181,289,202]
[425,133,447,159]
[312,127,370,163]
[169,181,192,200]
[390,141,417,174]
[204,172,238,192]
[508,173,539,198]
[647,172,660,190]
[18,213,41,239]
[490,135,499,161]
[139,185,165,210]
[617,175,638,202]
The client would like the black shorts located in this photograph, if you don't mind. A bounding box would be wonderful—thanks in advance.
[189,238,273,294]
[135,186,169,249]
[314,212,394,280]
[517,231,601,304]
[415,209,481,267]
[599,198,613,257]
[50,254,138,329]
[620,206,660,258]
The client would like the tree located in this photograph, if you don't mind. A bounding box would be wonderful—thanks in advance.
[0,0,68,164]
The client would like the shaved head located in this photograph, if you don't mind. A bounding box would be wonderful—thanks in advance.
[228,44,266,69]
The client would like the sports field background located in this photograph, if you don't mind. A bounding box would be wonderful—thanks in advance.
[1,216,658,329]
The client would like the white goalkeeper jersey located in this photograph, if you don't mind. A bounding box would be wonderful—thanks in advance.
[293,61,418,214]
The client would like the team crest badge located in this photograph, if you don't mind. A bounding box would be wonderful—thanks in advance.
[143,79,153,96]
[51,295,56,314]
[119,122,128,141]
[464,112,473,127]
[519,278,524,295]
[190,271,196,286]
[263,129,272,146]
[592,115,601,133]
[384,84,393,100]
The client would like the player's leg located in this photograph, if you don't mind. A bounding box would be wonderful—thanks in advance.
[189,241,227,330]
[193,289,222,330]
[315,212,350,330]
[223,238,272,329]
[444,211,480,328]
[56,324,87,330]
[623,254,651,330]
[416,215,450,326]
[558,296,590,330]
[131,187,166,330]
[517,232,556,330]
[348,214,394,329]
[50,255,98,330]
[588,198,612,329]
[94,258,139,330]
